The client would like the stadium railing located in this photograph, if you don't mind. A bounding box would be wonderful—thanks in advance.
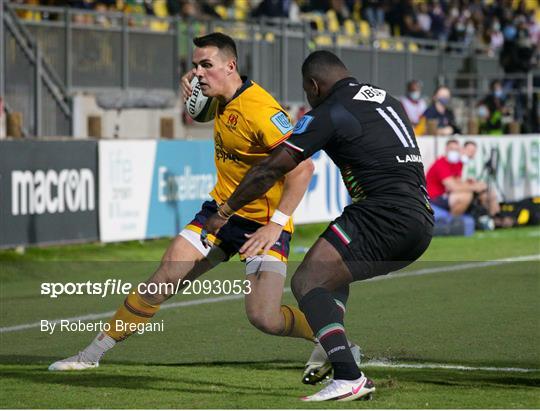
[3,3,508,137]
[2,2,72,137]
[440,72,539,134]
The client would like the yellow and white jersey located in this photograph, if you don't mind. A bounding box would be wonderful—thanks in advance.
[210,78,294,233]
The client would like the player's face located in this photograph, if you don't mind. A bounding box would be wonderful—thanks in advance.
[192,46,235,98]
[302,76,322,108]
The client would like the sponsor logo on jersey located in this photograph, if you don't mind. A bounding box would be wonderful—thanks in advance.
[214,133,240,163]
[270,112,294,135]
[226,113,239,130]
[292,115,314,135]
[353,85,386,104]
[11,169,95,216]
[396,154,423,163]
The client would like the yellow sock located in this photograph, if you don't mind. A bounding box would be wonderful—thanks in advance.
[280,304,315,341]
[105,290,160,341]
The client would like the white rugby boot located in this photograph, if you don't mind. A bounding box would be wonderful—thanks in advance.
[302,341,362,384]
[49,332,115,371]
[301,373,375,401]
[48,352,99,371]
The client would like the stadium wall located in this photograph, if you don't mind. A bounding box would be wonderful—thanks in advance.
[0,135,538,247]
[0,140,99,248]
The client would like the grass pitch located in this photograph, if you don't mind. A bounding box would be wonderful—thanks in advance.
[0,225,539,408]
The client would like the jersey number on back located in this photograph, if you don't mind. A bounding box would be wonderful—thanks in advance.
[352,86,415,148]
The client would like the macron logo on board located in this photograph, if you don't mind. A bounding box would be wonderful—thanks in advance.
[11,169,95,216]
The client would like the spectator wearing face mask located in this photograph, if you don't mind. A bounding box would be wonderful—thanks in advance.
[477,80,509,135]
[425,139,485,216]
[400,80,427,132]
[420,86,461,136]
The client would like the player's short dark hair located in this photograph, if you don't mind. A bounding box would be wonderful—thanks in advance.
[302,50,347,80]
[464,140,477,147]
[446,139,459,147]
[193,32,238,60]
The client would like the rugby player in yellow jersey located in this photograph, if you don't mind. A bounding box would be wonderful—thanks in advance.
[49,33,359,383]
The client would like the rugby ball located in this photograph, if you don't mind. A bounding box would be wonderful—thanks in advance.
[185,77,217,122]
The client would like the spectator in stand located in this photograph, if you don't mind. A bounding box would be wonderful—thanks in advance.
[402,0,426,39]
[420,86,461,136]
[400,80,427,131]
[328,0,351,26]
[385,0,405,37]
[499,16,535,131]
[252,0,292,18]
[485,17,504,56]
[416,2,431,37]
[180,0,202,19]
[429,1,447,41]
[500,18,535,76]
[477,79,509,135]
[426,139,488,217]
[362,0,385,31]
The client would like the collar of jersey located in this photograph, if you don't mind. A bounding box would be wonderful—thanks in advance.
[327,76,359,98]
[225,76,253,106]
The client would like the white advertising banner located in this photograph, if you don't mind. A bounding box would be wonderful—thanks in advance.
[99,140,157,242]
[420,135,540,202]
[293,151,350,224]
[294,135,539,224]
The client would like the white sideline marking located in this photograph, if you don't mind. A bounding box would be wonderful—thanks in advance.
[366,254,540,282]
[1,254,539,334]
[364,359,540,373]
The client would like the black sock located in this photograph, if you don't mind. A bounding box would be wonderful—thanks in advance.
[332,285,349,324]
[299,287,361,381]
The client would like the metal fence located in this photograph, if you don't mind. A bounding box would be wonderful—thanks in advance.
[2,3,71,137]
[6,3,530,137]
[6,4,505,101]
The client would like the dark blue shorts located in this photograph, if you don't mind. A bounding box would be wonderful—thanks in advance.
[185,200,291,261]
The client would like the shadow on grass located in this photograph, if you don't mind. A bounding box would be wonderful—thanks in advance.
[2,359,539,392]
[0,367,290,397]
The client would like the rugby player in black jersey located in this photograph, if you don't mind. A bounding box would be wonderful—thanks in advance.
[202,50,434,401]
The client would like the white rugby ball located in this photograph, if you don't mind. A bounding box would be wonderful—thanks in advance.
[185,77,217,122]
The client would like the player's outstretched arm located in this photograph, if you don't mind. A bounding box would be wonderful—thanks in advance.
[201,146,302,245]
[240,158,314,257]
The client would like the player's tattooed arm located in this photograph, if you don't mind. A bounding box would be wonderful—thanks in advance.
[227,146,302,211]
[240,158,314,257]
[201,146,303,242]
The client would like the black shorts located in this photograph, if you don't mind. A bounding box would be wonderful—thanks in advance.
[186,200,291,261]
[321,202,433,281]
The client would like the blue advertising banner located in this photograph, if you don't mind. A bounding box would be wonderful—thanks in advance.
[146,140,216,238]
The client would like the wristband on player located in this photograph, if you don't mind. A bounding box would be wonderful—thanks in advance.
[217,202,234,220]
[270,209,289,226]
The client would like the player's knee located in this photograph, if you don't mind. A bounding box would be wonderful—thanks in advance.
[138,284,169,305]
[247,310,283,335]
[291,269,314,301]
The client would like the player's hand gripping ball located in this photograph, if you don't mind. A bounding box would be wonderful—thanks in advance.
[185,77,218,122]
